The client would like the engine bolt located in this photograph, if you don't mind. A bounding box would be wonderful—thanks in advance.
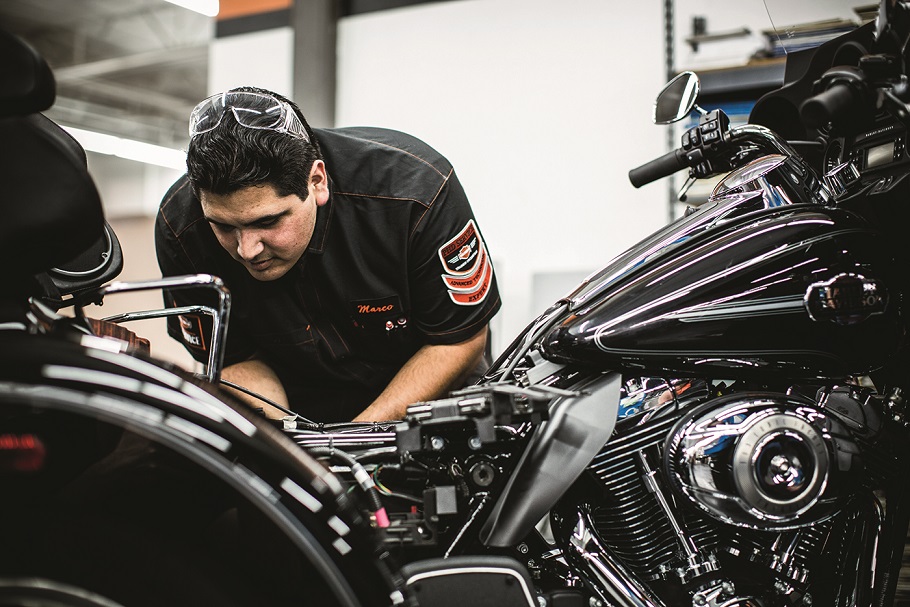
[518,543,529,554]
[721,581,735,595]
[588,598,603,607]
[429,435,445,451]
[803,595,813,606]
[537,597,547,607]
[693,594,707,606]
[468,435,482,450]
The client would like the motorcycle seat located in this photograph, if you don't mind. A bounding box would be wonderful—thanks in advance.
[0,113,106,286]
[0,28,112,297]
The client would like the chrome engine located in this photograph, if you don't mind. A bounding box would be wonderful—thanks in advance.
[568,379,902,607]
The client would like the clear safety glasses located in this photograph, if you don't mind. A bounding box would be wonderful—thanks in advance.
[188,91,310,141]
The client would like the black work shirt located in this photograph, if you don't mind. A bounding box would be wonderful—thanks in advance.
[155,127,500,422]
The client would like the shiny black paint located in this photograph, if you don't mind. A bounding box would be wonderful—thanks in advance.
[543,205,903,379]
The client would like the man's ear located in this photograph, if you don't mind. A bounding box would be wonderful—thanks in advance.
[310,160,329,206]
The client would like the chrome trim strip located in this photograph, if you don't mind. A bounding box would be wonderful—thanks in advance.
[405,566,536,607]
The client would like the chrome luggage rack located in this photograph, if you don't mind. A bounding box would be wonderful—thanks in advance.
[75,273,231,383]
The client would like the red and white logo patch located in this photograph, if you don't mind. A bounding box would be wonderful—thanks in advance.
[438,220,493,306]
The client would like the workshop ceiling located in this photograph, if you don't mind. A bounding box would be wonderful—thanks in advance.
[0,0,212,149]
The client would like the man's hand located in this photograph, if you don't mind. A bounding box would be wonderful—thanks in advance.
[352,326,488,422]
[220,357,290,419]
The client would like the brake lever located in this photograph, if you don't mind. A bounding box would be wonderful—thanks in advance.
[677,174,696,202]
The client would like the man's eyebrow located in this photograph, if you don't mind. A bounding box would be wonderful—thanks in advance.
[204,210,289,228]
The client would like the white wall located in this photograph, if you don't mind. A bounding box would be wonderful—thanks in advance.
[337,0,669,352]
[209,27,295,96]
[87,153,185,218]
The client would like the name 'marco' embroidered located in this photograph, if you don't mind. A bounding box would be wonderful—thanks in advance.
[350,295,403,327]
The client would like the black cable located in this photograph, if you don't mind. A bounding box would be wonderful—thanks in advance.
[309,447,386,517]
[218,378,320,426]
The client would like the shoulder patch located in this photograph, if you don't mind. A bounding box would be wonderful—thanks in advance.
[438,220,493,306]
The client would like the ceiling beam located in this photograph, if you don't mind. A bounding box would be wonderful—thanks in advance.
[53,43,207,82]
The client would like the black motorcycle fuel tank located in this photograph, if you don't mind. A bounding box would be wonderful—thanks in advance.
[542,201,903,380]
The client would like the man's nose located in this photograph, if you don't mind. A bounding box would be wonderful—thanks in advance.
[236,230,263,260]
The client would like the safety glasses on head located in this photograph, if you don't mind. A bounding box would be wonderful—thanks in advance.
[188,91,310,141]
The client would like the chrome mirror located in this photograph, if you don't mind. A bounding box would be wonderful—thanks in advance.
[654,71,700,124]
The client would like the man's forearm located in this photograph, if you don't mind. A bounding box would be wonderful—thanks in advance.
[220,357,290,419]
[353,327,488,422]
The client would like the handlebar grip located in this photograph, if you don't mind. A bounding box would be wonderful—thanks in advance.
[800,83,858,130]
[628,148,688,188]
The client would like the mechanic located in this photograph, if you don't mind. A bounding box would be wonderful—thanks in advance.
[155,87,500,423]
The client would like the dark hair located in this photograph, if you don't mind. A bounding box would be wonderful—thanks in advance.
[185,86,323,200]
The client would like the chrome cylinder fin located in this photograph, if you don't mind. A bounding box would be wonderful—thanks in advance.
[829,496,882,607]
[586,410,696,577]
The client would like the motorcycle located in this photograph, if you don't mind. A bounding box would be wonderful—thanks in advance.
[5,0,910,605]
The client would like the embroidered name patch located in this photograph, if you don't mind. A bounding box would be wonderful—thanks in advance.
[178,314,206,351]
[438,220,493,306]
[350,295,405,329]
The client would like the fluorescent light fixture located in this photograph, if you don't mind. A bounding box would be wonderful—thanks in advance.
[62,126,187,170]
[164,0,219,17]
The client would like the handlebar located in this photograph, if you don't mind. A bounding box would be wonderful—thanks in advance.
[627,124,813,189]
[628,148,689,188]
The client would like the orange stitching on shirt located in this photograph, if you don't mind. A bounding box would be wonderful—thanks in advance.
[161,213,198,271]
[176,216,208,238]
[408,169,455,243]
[430,168,453,207]
[409,167,454,242]
[334,191,432,209]
[160,178,190,212]
[312,324,337,358]
[160,180,209,268]
[363,138,449,179]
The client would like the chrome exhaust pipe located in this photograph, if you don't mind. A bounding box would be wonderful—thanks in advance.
[554,505,666,607]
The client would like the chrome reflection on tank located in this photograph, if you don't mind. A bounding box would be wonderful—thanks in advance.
[720,126,832,206]
[664,394,856,530]
[713,155,789,198]
[711,154,830,209]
